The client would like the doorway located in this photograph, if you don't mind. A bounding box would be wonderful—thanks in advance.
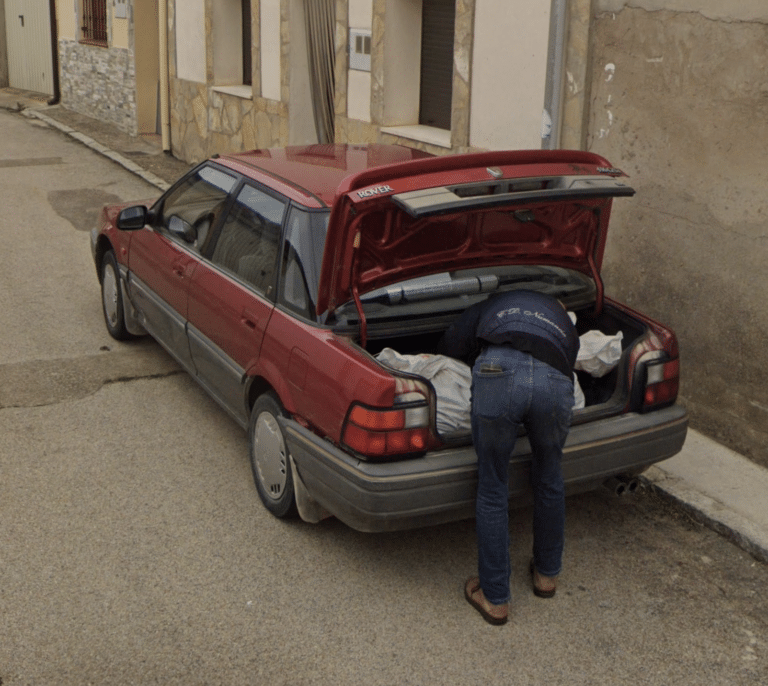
[4,0,54,95]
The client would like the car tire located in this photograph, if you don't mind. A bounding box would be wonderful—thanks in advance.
[101,250,132,341]
[249,391,298,519]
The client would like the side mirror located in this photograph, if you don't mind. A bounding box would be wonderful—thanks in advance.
[116,205,148,231]
[168,215,197,243]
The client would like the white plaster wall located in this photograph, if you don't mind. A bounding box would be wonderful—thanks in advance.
[55,0,75,40]
[176,0,206,83]
[347,70,371,122]
[382,0,421,126]
[113,17,129,49]
[595,0,768,22]
[349,0,373,28]
[261,0,282,101]
[288,0,319,144]
[470,0,551,150]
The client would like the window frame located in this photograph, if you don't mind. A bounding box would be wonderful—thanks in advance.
[80,0,108,46]
[276,205,331,321]
[379,0,456,148]
[152,163,239,255]
[206,180,289,300]
[211,0,253,94]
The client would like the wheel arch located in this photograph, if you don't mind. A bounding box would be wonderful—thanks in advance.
[94,235,115,282]
[244,369,299,417]
[246,376,274,412]
[97,238,145,338]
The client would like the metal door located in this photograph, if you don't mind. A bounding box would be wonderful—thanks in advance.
[4,0,54,95]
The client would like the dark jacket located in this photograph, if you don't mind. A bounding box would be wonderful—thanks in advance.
[437,290,579,378]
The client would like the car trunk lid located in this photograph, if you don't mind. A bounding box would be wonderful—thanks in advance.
[317,150,634,319]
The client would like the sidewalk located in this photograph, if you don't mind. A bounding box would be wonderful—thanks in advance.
[644,431,768,563]
[4,88,767,564]
[0,87,191,191]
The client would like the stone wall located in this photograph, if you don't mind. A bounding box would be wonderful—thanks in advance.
[59,40,137,135]
[167,0,287,164]
[586,6,768,467]
[168,79,288,163]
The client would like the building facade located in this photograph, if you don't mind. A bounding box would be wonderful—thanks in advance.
[165,0,581,162]
[41,0,161,136]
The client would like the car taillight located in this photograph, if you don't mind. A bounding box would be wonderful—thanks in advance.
[625,319,680,412]
[643,357,679,410]
[341,376,432,458]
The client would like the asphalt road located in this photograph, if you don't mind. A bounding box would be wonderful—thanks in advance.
[1,108,767,685]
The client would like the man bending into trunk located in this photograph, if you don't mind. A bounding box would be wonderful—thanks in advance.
[438,289,579,626]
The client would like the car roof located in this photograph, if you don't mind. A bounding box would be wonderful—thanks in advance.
[214,144,435,208]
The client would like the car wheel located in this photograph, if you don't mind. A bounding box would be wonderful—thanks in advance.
[101,250,132,341]
[249,392,298,518]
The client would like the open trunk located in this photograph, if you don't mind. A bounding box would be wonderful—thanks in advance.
[337,299,647,440]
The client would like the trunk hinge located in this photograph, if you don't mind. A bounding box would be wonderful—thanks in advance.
[587,251,604,317]
[350,229,368,348]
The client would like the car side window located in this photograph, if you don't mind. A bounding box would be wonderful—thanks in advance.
[279,207,329,319]
[159,165,237,252]
[210,184,286,297]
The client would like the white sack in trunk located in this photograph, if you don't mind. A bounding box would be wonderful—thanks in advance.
[576,330,624,377]
[573,373,585,410]
[375,348,472,438]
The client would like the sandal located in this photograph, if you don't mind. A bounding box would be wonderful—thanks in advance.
[530,559,557,598]
[464,577,508,625]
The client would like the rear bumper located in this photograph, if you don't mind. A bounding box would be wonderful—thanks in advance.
[281,404,688,532]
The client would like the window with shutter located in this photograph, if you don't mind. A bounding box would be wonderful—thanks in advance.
[81,0,107,46]
[418,0,456,130]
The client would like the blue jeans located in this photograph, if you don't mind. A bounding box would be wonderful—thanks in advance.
[471,345,574,604]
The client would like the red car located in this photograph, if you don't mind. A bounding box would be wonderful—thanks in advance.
[91,145,687,532]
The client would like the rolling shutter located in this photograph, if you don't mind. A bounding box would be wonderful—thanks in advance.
[418,0,455,130]
[4,0,55,95]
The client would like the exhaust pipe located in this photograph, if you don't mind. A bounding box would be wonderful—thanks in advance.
[603,475,640,497]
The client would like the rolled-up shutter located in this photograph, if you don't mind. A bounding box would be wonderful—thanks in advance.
[418,0,455,130]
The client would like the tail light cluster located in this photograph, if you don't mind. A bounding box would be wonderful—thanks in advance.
[628,324,680,412]
[643,357,680,408]
[341,376,432,458]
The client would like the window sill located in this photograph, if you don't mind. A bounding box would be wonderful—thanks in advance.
[212,85,253,100]
[79,39,108,48]
[381,125,451,149]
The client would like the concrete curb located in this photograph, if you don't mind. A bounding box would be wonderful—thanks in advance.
[23,109,171,192]
[641,465,768,564]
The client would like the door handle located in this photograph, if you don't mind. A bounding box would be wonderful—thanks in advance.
[241,308,260,330]
[172,258,187,278]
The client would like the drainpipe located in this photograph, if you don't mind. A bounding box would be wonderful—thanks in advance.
[47,0,60,105]
[542,0,567,149]
[159,0,171,152]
